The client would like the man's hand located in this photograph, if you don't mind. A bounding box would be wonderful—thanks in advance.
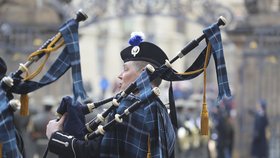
[46,113,67,139]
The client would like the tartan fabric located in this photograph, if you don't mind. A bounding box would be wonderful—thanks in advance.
[203,24,231,100]
[149,24,231,101]
[0,87,22,158]
[0,18,86,158]
[59,19,87,101]
[57,96,87,140]
[100,70,176,158]
[10,19,87,101]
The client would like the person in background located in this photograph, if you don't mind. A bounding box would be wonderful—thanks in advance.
[215,105,234,158]
[250,99,269,158]
[99,76,109,99]
[29,97,57,158]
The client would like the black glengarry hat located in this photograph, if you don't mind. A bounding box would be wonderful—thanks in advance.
[0,57,7,79]
[120,32,168,67]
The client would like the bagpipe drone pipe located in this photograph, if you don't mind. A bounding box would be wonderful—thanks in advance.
[1,9,89,113]
[57,15,232,142]
[0,10,88,157]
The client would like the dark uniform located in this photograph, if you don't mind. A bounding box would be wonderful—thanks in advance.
[250,100,269,158]
[49,92,175,158]
[47,33,176,158]
[49,131,102,157]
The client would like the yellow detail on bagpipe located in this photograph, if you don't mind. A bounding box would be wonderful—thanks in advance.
[19,33,64,116]
[200,43,211,136]
[176,68,204,75]
[172,42,211,135]
[175,50,211,76]
[19,63,28,73]
[20,94,29,116]
[23,33,64,81]
[200,102,209,135]
[147,134,151,158]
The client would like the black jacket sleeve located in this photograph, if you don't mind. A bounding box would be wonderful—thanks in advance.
[48,131,102,158]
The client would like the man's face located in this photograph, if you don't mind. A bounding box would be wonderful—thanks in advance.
[118,61,141,91]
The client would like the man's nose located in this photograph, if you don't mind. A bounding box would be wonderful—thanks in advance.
[118,73,123,80]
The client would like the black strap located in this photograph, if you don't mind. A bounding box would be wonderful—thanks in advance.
[168,81,178,129]
[15,129,25,158]
[42,146,49,158]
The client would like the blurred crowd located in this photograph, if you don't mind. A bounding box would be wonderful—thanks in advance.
[171,81,236,158]
[13,96,58,158]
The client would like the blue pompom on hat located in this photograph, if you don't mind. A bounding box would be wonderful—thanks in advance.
[128,32,145,46]
[120,32,168,67]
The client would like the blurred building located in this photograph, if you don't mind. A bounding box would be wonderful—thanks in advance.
[1,0,280,158]
[71,0,238,98]
[0,0,238,101]
[226,0,280,157]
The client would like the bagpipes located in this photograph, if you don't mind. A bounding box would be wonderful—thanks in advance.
[2,9,89,114]
[56,15,231,144]
[12,10,88,79]
[85,87,160,140]
[0,10,88,158]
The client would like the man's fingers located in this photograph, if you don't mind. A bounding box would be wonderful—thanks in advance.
[58,113,67,125]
